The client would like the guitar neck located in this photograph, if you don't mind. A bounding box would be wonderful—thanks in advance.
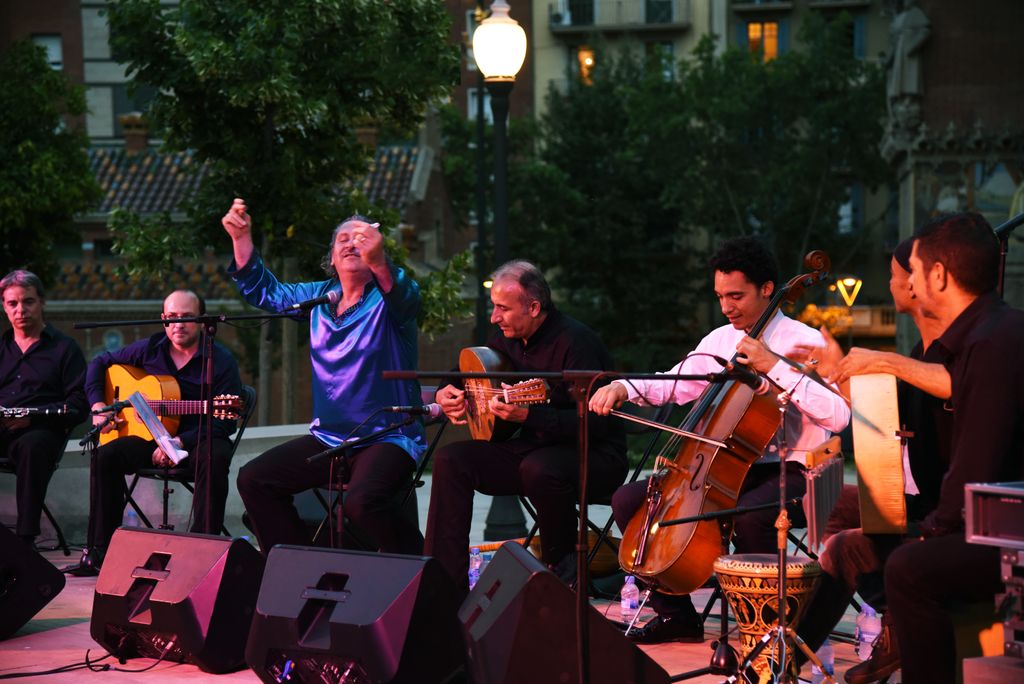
[146,400,209,417]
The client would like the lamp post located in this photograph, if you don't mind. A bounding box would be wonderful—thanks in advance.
[474,0,529,542]
[473,0,527,266]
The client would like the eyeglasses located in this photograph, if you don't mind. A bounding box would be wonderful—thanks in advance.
[161,312,198,327]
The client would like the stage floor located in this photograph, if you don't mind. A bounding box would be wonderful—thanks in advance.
[1,547,866,683]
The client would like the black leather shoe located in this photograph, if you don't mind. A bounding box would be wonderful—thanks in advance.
[63,548,102,577]
[626,614,704,644]
[844,614,899,684]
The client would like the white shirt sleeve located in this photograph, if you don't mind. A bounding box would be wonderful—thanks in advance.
[614,331,725,407]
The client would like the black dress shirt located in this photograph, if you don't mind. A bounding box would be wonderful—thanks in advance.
[0,323,88,431]
[485,308,626,460]
[899,340,954,519]
[922,292,1024,536]
[84,332,242,450]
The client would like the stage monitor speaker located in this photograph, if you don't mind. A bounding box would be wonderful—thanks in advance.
[0,524,65,640]
[459,542,670,684]
[245,545,464,684]
[90,527,265,674]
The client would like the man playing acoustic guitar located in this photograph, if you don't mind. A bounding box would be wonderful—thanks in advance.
[68,289,242,576]
[425,260,627,597]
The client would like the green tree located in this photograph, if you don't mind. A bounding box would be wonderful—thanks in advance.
[104,0,467,333]
[0,40,99,281]
[671,14,889,275]
[442,13,888,368]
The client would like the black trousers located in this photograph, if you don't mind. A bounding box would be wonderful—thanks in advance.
[237,435,422,556]
[885,534,1002,684]
[87,435,234,550]
[1,426,65,538]
[611,460,807,618]
[424,438,627,596]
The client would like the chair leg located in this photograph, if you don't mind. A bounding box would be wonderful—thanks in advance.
[41,503,71,556]
[124,474,155,529]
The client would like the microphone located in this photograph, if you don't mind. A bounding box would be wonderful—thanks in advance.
[287,290,340,311]
[706,354,770,395]
[91,399,131,414]
[385,403,444,419]
[722,364,771,395]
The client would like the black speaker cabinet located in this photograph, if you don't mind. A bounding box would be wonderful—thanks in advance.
[459,542,670,684]
[245,546,464,684]
[90,527,265,673]
[0,524,65,640]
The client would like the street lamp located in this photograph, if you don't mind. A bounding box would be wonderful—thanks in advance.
[473,0,528,542]
[473,0,527,265]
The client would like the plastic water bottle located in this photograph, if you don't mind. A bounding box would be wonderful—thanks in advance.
[620,575,640,622]
[468,547,484,590]
[810,638,835,684]
[123,509,140,527]
[856,606,882,661]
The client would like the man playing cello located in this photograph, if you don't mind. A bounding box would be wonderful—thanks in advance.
[590,237,850,644]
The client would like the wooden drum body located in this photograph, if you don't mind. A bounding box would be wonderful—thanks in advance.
[713,553,821,683]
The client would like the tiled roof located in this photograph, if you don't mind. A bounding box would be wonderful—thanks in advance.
[87,144,419,216]
[360,145,419,210]
[50,261,238,301]
[88,147,208,214]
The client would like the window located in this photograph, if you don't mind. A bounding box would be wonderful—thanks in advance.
[467,87,493,124]
[112,84,159,136]
[747,21,779,61]
[32,35,63,70]
[647,41,675,81]
[838,185,864,235]
[465,9,479,71]
[576,46,595,85]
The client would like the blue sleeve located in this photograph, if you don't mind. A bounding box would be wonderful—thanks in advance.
[228,251,326,312]
[380,262,422,325]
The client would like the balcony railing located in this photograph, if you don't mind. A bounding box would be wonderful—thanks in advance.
[549,0,692,33]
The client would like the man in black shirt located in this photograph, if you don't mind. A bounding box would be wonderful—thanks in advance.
[820,214,1024,684]
[425,260,627,596]
[69,289,242,576]
[0,270,87,545]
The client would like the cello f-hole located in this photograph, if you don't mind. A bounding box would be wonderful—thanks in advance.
[689,452,706,492]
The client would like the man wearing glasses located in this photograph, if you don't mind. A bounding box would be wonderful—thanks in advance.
[67,289,242,576]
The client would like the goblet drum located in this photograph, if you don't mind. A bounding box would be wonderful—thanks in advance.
[713,553,821,683]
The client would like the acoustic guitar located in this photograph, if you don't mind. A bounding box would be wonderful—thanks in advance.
[99,364,243,445]
[458,347,548,441]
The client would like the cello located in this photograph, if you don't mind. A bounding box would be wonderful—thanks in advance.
[616,250,831,596]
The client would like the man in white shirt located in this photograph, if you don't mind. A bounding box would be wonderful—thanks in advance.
[590,237,851,644]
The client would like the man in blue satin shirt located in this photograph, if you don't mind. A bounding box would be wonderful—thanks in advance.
[222,198,426,556]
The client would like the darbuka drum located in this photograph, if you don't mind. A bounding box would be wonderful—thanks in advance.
[713,553,821,683]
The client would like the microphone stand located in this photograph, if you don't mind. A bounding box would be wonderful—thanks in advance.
[994,210,1024,297]
[305,416,418,549]
[383,368,737,684]
[76,309,307,536]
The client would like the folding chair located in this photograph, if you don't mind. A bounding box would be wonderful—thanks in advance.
[0,429,73,555]
[124,384,257,535]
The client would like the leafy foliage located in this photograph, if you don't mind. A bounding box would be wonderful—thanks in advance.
[441,13,888,368]
[103,0,469,328]
[0,41,100,282]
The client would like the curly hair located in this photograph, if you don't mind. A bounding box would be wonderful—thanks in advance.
[320,214,376,277]
[708,237,779,291]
